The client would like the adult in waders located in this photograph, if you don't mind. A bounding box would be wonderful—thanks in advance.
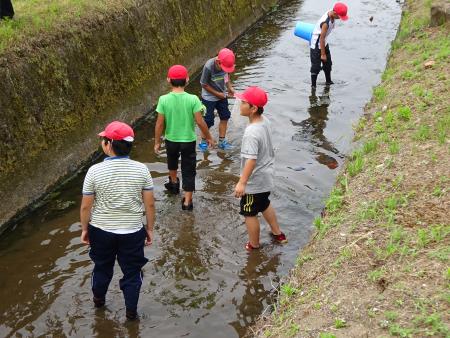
[310,2,349,88]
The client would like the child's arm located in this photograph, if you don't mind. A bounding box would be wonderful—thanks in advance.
[154,113,165,154]
[320,22,328,61]
[142,190,155,246]
[226,74,234,98]
[194,112,215,147]
[234,159,256,197]
[80,194,94,244]
[202,83,226,100]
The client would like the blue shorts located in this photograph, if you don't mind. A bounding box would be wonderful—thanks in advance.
[202,98,231,128]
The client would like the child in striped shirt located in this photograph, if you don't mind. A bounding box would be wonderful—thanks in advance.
[80,121,155,320]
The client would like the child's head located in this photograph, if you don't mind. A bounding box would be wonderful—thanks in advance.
[332,2,348,21]
[235,86,268,116]
[216,48,235,73]
[98,121,134,156]
[167,65,189,87]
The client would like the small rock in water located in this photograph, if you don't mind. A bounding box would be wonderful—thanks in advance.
[424,60,435,68]
[369,16,374,22]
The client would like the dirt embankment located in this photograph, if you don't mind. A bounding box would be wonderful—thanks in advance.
[0,0,279,233]
[253,0,449,337]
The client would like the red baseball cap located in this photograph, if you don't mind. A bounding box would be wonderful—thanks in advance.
[168,65,188,80]
[217,48,235,73]
[235,86,268,107]
[98,121,135,142]
[333,2,349,21]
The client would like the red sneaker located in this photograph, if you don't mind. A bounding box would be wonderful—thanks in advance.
[245,242,260,251]
[271,232,288,244]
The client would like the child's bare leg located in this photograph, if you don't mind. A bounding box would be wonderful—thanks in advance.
[183,191,193,205]
[169,170,178,183]
[262,204,282,235]
[245,216,260,248]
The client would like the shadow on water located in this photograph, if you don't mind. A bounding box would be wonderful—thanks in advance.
[0,0,401,336]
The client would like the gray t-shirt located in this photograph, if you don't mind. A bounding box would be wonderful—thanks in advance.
[240,116,275,194]
[200,57,228,102]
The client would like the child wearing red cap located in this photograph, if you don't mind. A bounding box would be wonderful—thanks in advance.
[80,121,155,320]
[154,65,214,210]
[310,2,349,88]
[198,48,236,151]
[234,86,287,251]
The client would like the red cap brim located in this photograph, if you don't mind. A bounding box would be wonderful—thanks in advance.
[234,92,246,101]
[221,64,235,73]
[98,131,106,137]
[340,15,349,21]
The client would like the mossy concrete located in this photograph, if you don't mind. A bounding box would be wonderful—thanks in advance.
[0,0,278,232]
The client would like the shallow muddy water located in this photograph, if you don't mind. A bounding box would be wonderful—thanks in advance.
[0,0,401,336]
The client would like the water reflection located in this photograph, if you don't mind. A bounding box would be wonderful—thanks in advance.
[291,85,340,169]
[230,249,280,334]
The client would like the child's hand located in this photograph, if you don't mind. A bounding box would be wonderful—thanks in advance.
[145,229,153,246]
[321,53,327,62]
[154,142,161,155]
[80,230,89,245]
[234,181,246,198]
[206,137,216,148]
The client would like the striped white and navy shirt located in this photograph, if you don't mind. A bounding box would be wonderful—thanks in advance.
[82,156,153,234]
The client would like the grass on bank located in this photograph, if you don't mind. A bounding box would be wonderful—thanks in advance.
[0,0,134,52]
[254,0,449,337]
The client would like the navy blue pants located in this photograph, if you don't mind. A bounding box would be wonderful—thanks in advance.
[202,98,231,128]
[88,225,148,312]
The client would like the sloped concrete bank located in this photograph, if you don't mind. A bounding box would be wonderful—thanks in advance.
[0,0,279,233]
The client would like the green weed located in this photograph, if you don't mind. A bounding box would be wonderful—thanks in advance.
[287,323,300,336]
[368,268,385,282]
[401,70,415,80]
[389,141,400,154]
[414,313,449,336]
[319,333,336,338]
[281,283,299,297]
[358,201,379,221]
[326,187,344,213]
[413,125,431,141]
[397,106,412,121]
[347,151,364,177]
[389,324,414,337]
[385,311,399,321]
[374,86,387,102]
[432,186,444,197]
[363,139,378,154]
[334,318,347,329]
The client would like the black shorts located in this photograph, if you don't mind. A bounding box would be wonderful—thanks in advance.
[239,192,271,217]
[165,140,196,191]
[310,44,332,75]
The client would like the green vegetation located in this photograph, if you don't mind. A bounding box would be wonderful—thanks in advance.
[0,0,133,52]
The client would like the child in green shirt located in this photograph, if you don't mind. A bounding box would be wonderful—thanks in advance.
[154,65,214,210]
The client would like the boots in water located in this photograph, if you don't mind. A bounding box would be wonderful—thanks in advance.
[325,71,334,85]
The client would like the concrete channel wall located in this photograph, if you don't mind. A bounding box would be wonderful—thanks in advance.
[0,0,278,233]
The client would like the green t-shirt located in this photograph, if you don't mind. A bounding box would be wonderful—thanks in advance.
[156,92,202,142]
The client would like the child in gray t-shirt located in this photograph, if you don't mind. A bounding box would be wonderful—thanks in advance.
[234,86,288,251]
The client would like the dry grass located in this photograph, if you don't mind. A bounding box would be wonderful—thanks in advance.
[252,0,450,337]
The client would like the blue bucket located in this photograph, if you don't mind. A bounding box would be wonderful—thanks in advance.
[294,21,314,42]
